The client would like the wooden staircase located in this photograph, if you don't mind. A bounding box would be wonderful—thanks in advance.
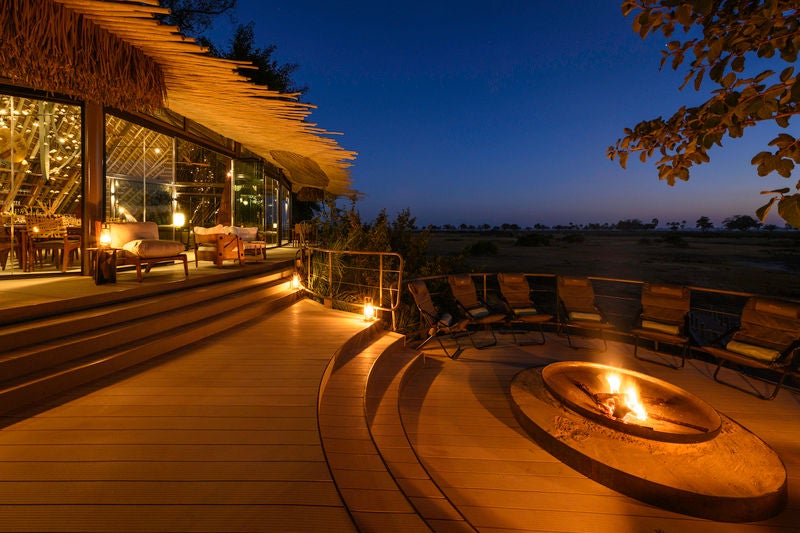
[0,266,301,417]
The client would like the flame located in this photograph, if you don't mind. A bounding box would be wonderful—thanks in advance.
[604,372,647,422]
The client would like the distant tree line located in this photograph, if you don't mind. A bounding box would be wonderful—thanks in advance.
[425,214,792,232]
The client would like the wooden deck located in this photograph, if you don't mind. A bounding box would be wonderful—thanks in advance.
[0,298,797,532]
[402,332,800,532]
[0,300,366,533]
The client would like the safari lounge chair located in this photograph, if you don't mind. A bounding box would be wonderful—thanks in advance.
[497,273,553,345]
[629,283,692,368]
[700,297,800,400]
[408,279,470,359]
[447,273,506,349]
[556,276,617,350]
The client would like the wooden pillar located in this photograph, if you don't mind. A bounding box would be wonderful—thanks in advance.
[82,101,104,274]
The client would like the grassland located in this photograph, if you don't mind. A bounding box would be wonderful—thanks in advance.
[428,230,800,300]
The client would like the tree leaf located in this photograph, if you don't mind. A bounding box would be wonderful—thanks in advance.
[778,195,800,228]
[756,197,777,221]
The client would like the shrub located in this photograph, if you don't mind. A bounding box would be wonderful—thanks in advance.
[561,233,585,244]
[464,240,498,256]
[515,233,551,247]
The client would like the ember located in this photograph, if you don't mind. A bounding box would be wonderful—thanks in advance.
[542,361,721,443]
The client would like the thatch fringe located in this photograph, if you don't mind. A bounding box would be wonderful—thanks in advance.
[0,0,165,111]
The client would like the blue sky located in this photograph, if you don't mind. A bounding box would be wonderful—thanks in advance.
[207,1,789,228]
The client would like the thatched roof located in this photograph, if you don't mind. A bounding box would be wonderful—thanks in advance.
[0,0,357,195]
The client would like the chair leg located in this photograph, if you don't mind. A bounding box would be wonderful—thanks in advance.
[564,324,607,351]
[416,329,463,360]
[713,360,785,400]
[633,337,686,369]
[466,324,497,350]
[510,321,547,346]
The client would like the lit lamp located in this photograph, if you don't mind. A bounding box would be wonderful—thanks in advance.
[363,296,375,321]
[291,273,301,289]
[98,223,112,247]
[172,212,186,227]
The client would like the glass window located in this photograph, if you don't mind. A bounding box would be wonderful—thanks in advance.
[1,94,83,275]
[233,158,264,230]
[1,95,82,218]
[105,115,174,225]
[174,138,232,229]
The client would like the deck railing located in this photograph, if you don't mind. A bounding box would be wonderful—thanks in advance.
[295,247,404,330]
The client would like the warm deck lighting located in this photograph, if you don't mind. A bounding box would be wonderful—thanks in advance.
[172,212,185,227]
[364,297,375,321]
[291,273,301,289]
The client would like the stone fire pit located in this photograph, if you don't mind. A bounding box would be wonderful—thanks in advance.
[510,362,787,522]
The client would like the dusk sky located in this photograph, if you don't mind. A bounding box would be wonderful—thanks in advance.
[207,1,788,228]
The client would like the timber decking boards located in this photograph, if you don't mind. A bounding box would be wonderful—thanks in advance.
[0,296,797,532]
[401,338,800,533]
[0,300,365,533]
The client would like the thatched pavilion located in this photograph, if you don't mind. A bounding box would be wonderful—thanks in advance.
[0,0,356,276]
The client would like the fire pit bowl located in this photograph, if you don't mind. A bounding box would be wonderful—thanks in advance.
[510,362,787,522]
[542,361,721,443]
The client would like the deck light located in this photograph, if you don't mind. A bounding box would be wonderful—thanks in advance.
[291,273,301,289]
[172,212,185,227]
[364,297,375,321]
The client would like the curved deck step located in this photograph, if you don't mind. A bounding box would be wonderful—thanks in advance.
[367,349,477,533]
[319,329,475,532]
[318,331,430,532]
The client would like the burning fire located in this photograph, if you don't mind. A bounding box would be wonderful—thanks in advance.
[602,373,648,422]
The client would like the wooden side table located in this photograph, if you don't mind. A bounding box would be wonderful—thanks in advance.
[89,247,117,284]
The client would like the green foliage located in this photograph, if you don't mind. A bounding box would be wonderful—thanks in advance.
[200,23,306,95]
[515,233,552,247]
[723,214,761,231]
[608,1,800,227]
[158,0,237,37]
[696,215,714,231]
[463,240,499,256]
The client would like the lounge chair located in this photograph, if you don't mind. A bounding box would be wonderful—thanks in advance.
[700,297,800,400]
[103,221,188,282]
[447,273,506,349]
[408,279,470,359]
[556,276,617,350]
[497,273,553,345]
[629,283,691,368]
[194,226,245,268]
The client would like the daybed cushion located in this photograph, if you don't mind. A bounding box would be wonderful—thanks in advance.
[227,226,258,241]
[641,319,681,336]
[569,311,603,322]
[725,340,782,363]
[468,306,490,319]
[194,224,225,235]
[108,221,159,249]
[123,239,185,259]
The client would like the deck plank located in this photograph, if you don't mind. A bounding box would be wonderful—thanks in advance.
[401,335,800,532]
[0,300,364,533]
